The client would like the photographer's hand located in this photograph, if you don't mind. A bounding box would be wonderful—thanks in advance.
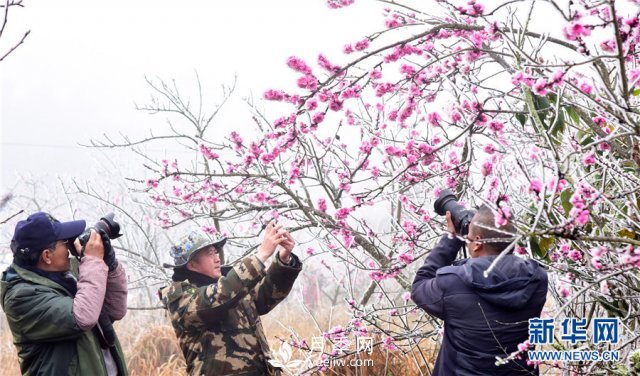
[257,221,286,263]
[75,230,105,259]
[100,232,118,272]
[278,231,295,264]
[446,211,457,236]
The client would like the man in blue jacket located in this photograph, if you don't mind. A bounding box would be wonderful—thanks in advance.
[412,206,548,375]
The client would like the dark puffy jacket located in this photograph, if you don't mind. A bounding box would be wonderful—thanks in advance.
[411,236,548,376]
[1,263,128,376]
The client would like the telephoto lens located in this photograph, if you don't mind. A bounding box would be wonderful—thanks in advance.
[72,213,123,256]
[433,189,476,236]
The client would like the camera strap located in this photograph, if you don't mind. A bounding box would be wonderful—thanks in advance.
[93,308,117,349]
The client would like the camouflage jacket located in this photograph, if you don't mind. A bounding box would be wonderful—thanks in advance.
[159,253,302,376]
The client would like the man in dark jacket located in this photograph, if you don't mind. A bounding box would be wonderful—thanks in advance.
[1,212,128,375]
[412,206,548,375]
[159,221,302,376]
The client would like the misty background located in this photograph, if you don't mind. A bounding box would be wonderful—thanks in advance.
[1,1,382,193]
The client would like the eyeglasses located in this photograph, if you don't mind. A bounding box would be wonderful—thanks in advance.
[455,234,483,245]
[46,240,69,253]
[53,240,69,249]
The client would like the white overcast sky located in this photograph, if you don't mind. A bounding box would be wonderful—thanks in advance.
[0,1,383,192]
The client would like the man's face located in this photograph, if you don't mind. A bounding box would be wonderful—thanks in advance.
[41,240,71,272]
[467,220,483,257]
[188,246,222,279]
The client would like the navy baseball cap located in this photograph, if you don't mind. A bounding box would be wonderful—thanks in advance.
[12,212,86,254]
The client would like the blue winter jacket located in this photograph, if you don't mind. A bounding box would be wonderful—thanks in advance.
[411,235,548,375]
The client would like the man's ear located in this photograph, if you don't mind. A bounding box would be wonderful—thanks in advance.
[472,235,483,253]
[40,249,52,265]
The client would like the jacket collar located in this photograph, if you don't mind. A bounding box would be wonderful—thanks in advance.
[4,263,74,295]
[172,266,233,287]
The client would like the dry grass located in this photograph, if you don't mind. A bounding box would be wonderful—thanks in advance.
[125,325,186,376]
[314,337,436,376]
[0,302,433,375]
[259,301,436,375]
[0,323,20,375]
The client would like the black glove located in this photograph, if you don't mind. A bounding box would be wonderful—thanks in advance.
[99,231,118,272]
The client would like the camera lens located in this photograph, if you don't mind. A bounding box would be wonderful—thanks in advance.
[75,213,122,250]
[97,213,121,239]
[434,189,458,216]
[433,189,476,236]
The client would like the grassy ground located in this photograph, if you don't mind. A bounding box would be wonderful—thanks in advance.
[0,301,433,375]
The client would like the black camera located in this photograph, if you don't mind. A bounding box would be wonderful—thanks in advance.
[434,189,476,236]
[72,213,123,257]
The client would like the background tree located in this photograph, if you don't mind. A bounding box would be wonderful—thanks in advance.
[0,0,29,226]
[102,0,640,374]
[0,0,29,62]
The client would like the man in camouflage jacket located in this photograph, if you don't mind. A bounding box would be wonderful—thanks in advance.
[159,221,302,376]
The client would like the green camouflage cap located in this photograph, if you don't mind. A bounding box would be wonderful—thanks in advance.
[164,230,226,268]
